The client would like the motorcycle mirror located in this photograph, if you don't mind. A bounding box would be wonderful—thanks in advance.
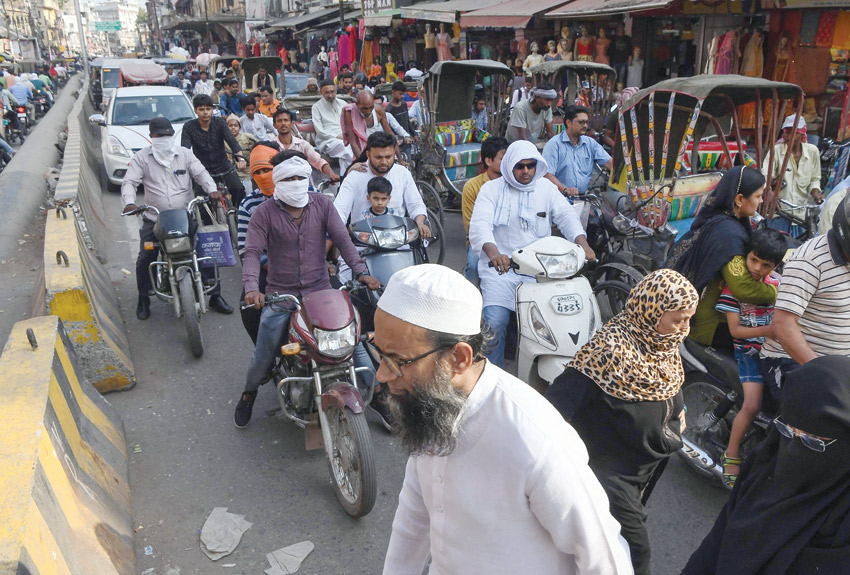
[88,113,106,127]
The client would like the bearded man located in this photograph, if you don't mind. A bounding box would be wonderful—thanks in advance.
[372,264,633,575]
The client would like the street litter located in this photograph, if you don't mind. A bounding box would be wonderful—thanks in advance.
[121,268,132,275]
[200,507,252,560]
[144,545,154,556]
[264,541,314,574]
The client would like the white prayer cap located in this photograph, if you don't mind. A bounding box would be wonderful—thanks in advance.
[378,264,482,336]
[782,114,806,131]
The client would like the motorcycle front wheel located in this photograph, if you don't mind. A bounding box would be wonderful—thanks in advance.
[325,404,376,518]
[679,374,729,485]
[178,271,204,358]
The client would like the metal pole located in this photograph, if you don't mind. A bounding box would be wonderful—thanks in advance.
[338,0,344,30]
[203,0,211,52]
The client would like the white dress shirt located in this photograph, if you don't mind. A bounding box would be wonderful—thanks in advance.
[311,97,346,149]
[334,162,427,225]
[239,112,277,141]
[383,361,633,575]
[193,79,215,96]
[469,177,585,310]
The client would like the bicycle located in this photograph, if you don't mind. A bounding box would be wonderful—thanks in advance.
[209,170,239,252]
[774,197,820,242]
[400,138,445,225]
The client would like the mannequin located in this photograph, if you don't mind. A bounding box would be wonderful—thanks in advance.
[329,46,338,79]
[574,25,594,62]
[558,35,573,61]
[523,42,544,73]
[317,46,328,65]
[424,23,437,67]
[385,53,398,81]
[545,40,560,61]
[627,46,643,88]
[714,29,741,75]
[773,31,792,82]
[436,23,454,62]
[594,27,610,65]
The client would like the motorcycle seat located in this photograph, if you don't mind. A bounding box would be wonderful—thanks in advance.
[683,338,742,393]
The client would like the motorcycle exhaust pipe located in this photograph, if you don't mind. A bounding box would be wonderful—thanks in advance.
[707,391,738,425]
[680,436,723,482]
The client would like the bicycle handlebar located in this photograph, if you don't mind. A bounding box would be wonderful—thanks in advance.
[779,198,821,210]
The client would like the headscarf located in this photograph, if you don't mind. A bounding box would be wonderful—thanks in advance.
[250,144,277,197]
[569,269,698,402]
[667,166,763,293]
[272,155,311,207]
[616,86,640,107]
[683,356,850,575]
[494,140,548,231]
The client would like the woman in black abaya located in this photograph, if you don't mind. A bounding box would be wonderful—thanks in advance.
[682,356,850,575]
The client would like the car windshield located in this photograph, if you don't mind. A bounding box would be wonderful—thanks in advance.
[102,68,120,89]
[110,95,195,126]
[286,75,309,95]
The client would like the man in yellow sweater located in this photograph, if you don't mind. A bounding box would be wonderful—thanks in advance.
[462,137,508,284]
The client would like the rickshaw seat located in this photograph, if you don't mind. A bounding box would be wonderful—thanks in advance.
[628,172,722,235]
[295,120,316,146]
[435,119,490,183]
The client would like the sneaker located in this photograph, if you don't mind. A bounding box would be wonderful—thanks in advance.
[234,391,257,429]
[369,393,393,431]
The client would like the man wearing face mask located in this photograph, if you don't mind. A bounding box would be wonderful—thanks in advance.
[235,151,381,428]
[121,117,226,321]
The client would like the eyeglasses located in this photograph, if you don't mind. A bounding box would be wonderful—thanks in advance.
[365,336,453,378]
[774,418,837,452]
[515,161,537,171]
[571,119,589,125]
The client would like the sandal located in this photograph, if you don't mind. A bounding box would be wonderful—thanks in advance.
[721,451,743,488]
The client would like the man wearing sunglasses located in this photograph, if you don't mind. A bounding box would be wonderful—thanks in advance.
[376,264,632,574]
[469,140,596,367]
[543,105,613,198]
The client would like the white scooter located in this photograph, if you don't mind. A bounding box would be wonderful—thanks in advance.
[509,236,602,388]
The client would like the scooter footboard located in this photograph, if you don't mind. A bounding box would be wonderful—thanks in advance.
[321,382,366,414]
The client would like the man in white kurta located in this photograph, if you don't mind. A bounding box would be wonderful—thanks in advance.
[469,140,596,367]
[311,80,354,174]
[375,264,632,575]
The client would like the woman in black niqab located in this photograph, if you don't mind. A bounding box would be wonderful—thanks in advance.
[682,356,850,575]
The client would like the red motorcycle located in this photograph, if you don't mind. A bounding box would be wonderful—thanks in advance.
[244,285,377,517]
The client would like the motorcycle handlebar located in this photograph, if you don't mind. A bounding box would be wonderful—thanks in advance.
[121,204,159,217]
[240,292,301,311]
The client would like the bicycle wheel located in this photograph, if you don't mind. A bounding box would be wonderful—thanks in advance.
[421,208,445,265]
[416,179,444,224]
[226,208,239,253]
[593,280,632,324]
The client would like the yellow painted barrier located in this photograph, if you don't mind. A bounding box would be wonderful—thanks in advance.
[43,210,135,393]
[0,316,133,574]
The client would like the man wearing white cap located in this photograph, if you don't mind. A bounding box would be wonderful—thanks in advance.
[469,140,595,367]
[375,264,633,575]
[764,114,823,234]
[506,81,556,144]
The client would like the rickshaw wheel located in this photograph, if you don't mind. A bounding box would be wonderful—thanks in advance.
[416,179,444,224]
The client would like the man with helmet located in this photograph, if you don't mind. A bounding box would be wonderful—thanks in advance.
[761,195,850,397]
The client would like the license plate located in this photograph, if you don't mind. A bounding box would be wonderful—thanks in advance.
[550,294,582,315]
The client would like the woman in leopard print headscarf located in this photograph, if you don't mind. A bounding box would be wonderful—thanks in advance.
[547,269,698,575]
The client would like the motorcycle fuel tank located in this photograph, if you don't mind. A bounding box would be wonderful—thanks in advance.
[301,289,355,332]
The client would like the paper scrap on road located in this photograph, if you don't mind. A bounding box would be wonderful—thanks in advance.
[264,541,314,574]
[200,507,252,560]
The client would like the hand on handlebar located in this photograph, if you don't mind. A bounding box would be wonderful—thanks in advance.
[244,290,265,310]
[209,191,223,201]
[563,186,579,197]
[357,274,381,290]
[811,189,825,204]
[122,203,137,214]
[236,158,247,171]
[329,172,341,182]
[489,253,512,274]
[418,221,432,239]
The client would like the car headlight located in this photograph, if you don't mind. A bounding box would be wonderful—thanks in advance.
[107,135,131,157]
[374,226,406,249]
[536,252,579,279]
[163,236,192,253]
[314,322,357,358]
[529,303,556,350]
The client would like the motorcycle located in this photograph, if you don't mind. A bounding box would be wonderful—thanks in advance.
[34,90,50,118]
[122,197,220,357]
[242,286,378,518]
[2,115,23,144]
[16,106,29,136]
[492,236,605,391]
[676,338,778,489]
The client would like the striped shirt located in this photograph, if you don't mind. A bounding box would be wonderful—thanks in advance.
[715,274,780,351]
[237,190,268,257]
[762,231,850,358]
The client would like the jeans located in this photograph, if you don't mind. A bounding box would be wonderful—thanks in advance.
[244,304,293,393]
[136,219,219,299]
[352,342,375,389]
[613,63,628,85]
[483,305,512,367]
[768,215,804,239]
[464,245,479,285]
[0,136,13,155]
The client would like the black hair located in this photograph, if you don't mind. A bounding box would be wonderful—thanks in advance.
[257,85,272,95]
[366,131,396,151]
[480,137,508,165]
[367,176,392,196]
[243,95,258,108]
[228,78,241,87]
[270,149,308,167]
[473,94,484,105]
[425,320,496,363]
[337,72,353,82]
[192,94,214,109]
[391,81,406,92]
[563,105,591,121]
[747,228,787,266]
[738,166,767,199]
[319,78,335,89]
[272,108,294,122]
[535,81,555,93]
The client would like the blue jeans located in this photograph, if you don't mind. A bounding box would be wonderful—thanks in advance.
[614,63,628,85]
[464,245,479,285]
[768,215,804,239]
[0,137,13,155]
[483,305,512,368]
[244,304,292,393]
[352,342,375,389]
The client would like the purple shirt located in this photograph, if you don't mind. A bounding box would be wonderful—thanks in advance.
[243,192,367,296]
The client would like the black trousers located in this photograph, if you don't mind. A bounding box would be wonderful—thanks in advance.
[218,169,245,208]
[136,219,219,299]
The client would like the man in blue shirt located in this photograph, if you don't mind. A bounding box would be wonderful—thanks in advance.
[219,78,244,116]
[9,76,34,121]
[471,95,488,132]
[543,105,612,197]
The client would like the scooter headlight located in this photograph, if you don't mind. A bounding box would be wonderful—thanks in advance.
[373,225,406,249]
[529,303,556,350]
[536,252,579,279]
[314,322,357,358]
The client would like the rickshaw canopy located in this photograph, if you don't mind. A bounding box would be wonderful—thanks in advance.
[119,59,168,84]
[422,59,512,125]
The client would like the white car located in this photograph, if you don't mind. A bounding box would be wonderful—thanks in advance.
[89,85,196,188]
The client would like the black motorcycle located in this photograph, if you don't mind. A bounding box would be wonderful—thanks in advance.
[33,90,51,118]
[122,197,220,357]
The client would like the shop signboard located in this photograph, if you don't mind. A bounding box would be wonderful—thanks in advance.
[362,0,394,17]
[95,21,122,31]
[401,8,456,22]
[763,0,850,6]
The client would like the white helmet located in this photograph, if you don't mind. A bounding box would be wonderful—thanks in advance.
[30,73,39,80]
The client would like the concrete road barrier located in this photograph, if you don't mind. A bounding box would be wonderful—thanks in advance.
[0,315,133,574]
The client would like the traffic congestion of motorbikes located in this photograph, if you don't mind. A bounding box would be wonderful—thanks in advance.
[71,50,850,573]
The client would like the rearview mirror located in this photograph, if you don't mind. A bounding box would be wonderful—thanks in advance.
[88,114,106,127]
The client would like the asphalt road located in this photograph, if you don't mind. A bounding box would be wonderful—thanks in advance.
[95,171,729,574]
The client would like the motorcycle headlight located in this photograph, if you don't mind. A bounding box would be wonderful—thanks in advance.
[163,236,192,253]
[314,322,357,358]
[529,303,556,350]
[107,135,131,157]
[373,226,406,249]
[536,252,579,279]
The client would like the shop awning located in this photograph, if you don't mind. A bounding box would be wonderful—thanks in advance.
[461,0,571,29]
[264,6,345,31]
[401,0,504,22]
[363,8,401,26]
[545,0,674,18]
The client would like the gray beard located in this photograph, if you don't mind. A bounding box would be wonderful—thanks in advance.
[385,361,468,457]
